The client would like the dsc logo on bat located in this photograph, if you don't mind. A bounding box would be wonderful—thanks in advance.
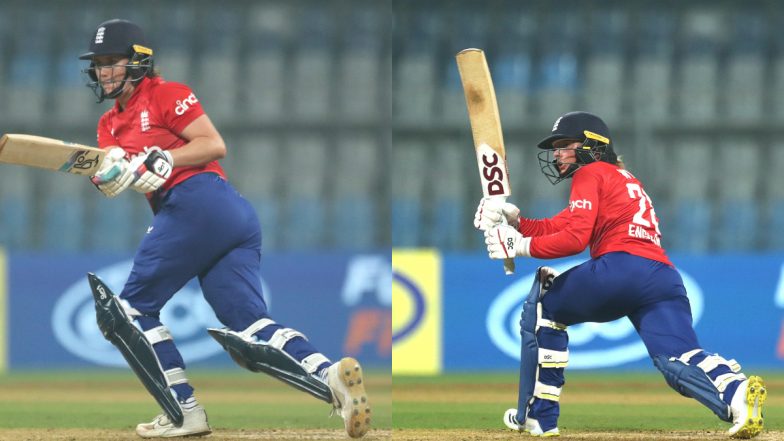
[477,143,509,197]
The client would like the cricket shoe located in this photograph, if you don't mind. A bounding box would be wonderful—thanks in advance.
[503,409,559,437]
[136,397,211,438]
[728,375,766,439]
[326,357,371,438]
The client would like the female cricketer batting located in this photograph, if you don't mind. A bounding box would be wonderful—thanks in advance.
[80,19,370,438]
[476,111,765,439]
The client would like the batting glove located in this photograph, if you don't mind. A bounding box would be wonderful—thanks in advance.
[130,147,174,194]
[474,197,520,231]
[485,224,531,259]
[90,147,135,198]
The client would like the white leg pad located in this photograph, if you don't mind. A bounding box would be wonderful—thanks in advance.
[533,381,562,402]
[239,318,276,340]
[301,353,330,374]
[715,372,747,393]
[143,326,173,345]
[269,328,307,350]
[539,348,569,368]
[537,318,568,331]
[165,367,188,386]
[677,348,703,364]
[697,354,742,374]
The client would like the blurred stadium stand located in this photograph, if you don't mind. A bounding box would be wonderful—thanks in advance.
[3,0,782,255]
[392,0,783,253]
[0,0,390,252]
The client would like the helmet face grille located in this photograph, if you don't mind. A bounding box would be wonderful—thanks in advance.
[537,138,615,185]
[81,51,153,103]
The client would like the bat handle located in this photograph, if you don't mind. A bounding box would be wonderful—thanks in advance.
[497,200,515,275]
[503,258,515,275]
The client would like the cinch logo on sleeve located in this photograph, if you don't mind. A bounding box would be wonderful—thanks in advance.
[174,93,199,116]
[569,199,592,212]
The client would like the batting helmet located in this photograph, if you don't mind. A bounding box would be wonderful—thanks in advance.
[80,19,154,102]
[537,111,618,184]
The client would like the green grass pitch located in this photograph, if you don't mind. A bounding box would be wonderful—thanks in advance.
[0,368,390,440]
[393,371,782,439]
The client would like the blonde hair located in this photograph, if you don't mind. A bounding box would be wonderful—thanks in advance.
[616,154,626,170]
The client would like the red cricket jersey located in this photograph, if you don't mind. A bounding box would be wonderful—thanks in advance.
[518,161,672,265]
[96,76,226,206]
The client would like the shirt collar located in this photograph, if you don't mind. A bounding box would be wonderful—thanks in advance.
[114,76,152,112]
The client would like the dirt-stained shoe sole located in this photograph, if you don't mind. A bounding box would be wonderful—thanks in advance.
[335,357,371,438]
[730,375,766,439]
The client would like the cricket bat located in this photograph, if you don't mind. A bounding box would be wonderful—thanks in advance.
[456,48,515,275]
[0,134,106,176]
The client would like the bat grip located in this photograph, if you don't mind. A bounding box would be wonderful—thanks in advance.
[503,258,515,275]
[499,207,515,275]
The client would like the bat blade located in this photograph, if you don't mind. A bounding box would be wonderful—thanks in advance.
[0,134,106,176]
[456,48,515,275]
[456,48,511,199]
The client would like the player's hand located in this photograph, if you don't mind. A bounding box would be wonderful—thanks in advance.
[474,197,520,231]
[130,147,174,194]
[485,224,531,259]
[90,147,134,198]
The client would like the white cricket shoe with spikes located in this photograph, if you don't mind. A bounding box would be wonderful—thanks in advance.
[326,357,371,438]
[136,398,211,438]
[728,376,766,439]
[503,408,559,437]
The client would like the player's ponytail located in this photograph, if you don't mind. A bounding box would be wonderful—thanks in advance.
[616,154,626,170]
[146,67,161,79]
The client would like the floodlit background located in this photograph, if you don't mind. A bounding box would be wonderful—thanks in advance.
[392,0,784,374]
[0,0,390,252]
[392,0,784,253]
[0,1,391,437]
[391,1,784,436]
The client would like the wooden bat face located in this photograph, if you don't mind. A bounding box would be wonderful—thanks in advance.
[456,48,511,198]
[457,48,516,275]
[0,134,106,176]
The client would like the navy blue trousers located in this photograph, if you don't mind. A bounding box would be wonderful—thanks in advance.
[542,251,699,358]
[526,252,740,431]
[120,173,325,401]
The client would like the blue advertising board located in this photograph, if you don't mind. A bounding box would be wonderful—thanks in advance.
[442,253,784,371]
[4,252,390,370]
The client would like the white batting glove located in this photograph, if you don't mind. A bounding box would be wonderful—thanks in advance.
[130,147,174,194]
[474,197,520,231]
[485,224,531,259]
[90,147,135,198]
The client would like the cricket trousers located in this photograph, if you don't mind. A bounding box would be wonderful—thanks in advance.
[527,252,742,431]
[120,173,328,401]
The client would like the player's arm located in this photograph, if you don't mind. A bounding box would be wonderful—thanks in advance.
[168,114,226,167]
[526,171,600,258]
[485,170,600,260]
[474,198,571,235]
[517,209,571,237]
[130,114,225,194]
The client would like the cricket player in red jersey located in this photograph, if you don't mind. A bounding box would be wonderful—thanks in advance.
[475,111,765,438]
[80,19,370,438]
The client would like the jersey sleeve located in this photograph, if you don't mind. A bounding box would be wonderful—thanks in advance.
[528,168,601,258]
[96,113,119,148]
[154,82,205,135]
[518,209,570,236]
